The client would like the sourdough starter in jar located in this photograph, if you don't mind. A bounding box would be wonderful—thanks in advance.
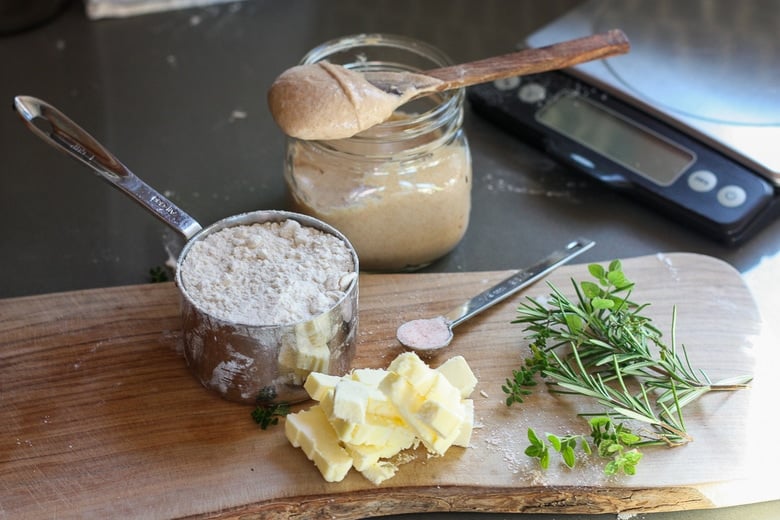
[283,34,472,272]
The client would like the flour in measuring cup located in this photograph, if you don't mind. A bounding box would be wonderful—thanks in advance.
[179,219,355,325]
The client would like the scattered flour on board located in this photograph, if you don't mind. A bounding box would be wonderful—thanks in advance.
[179,219,355,325]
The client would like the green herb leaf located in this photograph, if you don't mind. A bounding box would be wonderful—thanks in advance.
[588,263,606,281]
[148,266,170,283]
[561,445,576,468]
[251,403,290,430]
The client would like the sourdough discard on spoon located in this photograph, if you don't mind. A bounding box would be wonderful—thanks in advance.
[396,238,595,353]
[268,30,630,140]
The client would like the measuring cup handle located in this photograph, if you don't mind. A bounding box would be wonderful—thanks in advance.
[14,95,202,240]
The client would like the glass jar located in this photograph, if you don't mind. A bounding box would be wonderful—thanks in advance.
[284,34,472,272]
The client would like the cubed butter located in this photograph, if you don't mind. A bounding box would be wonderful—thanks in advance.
[436,355,478,398]
[350,367,387,386]
[285,351,477,484]
[345,433,416,471]
[332,378,372,423]
[278,314,333,372]
[303,372,341,401]
[417,398,463,438]
[453,399,474,448]
[358,460,398,485]
[379,370,456,456]
[284,405,352,483]
[388,352,437,394]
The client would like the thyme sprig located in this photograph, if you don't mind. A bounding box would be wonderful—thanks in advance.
[251,403,290,430]
[505,260,752,472]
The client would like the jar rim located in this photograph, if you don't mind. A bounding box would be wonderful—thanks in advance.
[300,33,455,69]
[298,33,465,147]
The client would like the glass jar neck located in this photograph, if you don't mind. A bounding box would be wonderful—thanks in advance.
[297,33,465,161]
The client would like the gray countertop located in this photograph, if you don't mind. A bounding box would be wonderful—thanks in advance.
[1,1,778,519]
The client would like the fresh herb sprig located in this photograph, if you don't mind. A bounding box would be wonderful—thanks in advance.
[506,260,752,472]
[526,417,643,475]
[148,265,170,283]
[251,403,290,430]
[525,427,591,470]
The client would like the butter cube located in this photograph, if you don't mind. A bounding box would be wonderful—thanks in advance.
[417,373,464,435]
[453,399,474,448]
[320,383,410,445]
[284,405,353,482]
[304,372,341,401]
[350,368,387,386]
[436,355,477,398]
[417,399,463,438]
[365,390,404,426]
[332,378,372,423]
[345,433,416,471]
[424,372,463,408]
[379,371,451,456]
[277,314,333,386]
[387,352,437,394]
[358,461,399,485]
[347,368,401,422]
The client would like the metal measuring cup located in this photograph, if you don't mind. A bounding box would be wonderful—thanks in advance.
[14,95,359,404]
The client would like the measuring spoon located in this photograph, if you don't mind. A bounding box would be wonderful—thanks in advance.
[396,238,595,353]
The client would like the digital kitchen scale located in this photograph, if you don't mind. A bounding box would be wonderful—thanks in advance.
[468,0,780,244]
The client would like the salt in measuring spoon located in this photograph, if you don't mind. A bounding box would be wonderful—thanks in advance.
[396,238,595,353]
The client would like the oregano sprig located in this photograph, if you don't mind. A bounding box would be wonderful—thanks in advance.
[525,417,643,475]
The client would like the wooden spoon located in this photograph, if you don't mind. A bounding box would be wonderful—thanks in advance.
[268,29,630,140]
[367,29,629,96]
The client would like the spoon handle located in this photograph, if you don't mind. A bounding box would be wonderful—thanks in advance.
[14,95,203,240]
[427,29,630,90]
[444,238,596,328]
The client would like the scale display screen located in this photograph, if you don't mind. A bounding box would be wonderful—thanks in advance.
[535,91,695,186]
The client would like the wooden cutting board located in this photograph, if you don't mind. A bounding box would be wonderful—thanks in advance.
[2,253,778,519]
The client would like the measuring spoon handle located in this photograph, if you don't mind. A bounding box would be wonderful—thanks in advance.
[14,95,202,240]
[444,238,595,328]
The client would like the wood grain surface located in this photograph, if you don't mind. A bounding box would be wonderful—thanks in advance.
[1,253,778,519]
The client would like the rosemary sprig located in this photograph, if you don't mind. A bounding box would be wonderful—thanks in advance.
[505,260,752,472]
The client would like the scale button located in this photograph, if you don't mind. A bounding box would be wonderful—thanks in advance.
[717,185,747,208]
[494,77,521,91]
[687,169,717,192]
[517,82,547,103]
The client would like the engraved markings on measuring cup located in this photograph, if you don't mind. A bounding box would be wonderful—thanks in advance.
[150,195,177,216]
[67,140,96,162]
